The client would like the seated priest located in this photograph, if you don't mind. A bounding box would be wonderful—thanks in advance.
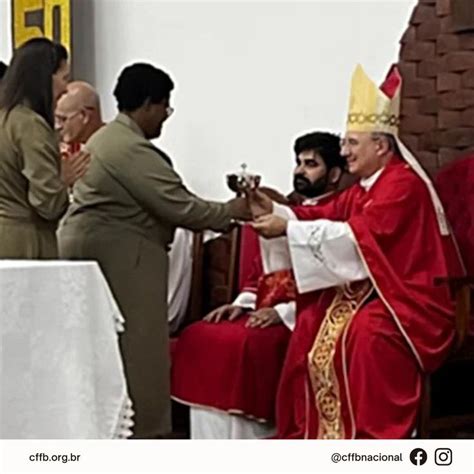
[171,131,346,438]
[248,65,464,439]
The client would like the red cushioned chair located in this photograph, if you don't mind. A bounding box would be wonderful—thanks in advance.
[169,228,239,435]
[238,224,261,290]
[418,155,474,438]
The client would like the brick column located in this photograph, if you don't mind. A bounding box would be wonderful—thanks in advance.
[398,0,474,174]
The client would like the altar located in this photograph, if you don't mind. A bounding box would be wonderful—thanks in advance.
[0,260,133,439]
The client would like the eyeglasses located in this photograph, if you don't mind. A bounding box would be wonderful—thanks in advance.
[55,110,81,125]
[166,106,174,117]
[55,106,95,125]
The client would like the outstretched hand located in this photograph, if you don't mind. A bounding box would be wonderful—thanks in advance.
[251,214,288,239]
[244,188,273,219]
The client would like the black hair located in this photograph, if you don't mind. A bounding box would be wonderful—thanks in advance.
[113,63,174,112]
[0,38,68,127]
[294,131,345,170]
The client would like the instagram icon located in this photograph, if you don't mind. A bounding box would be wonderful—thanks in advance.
[435,448,452,466]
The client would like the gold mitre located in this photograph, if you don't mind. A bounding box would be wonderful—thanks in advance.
[346,64,401,135]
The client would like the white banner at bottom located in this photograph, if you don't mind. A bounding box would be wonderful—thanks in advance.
[1,439,473,473]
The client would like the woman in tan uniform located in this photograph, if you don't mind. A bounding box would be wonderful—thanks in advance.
[0,38,86,259]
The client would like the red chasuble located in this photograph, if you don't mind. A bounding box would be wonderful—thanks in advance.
[171,230,296,422]
[275,157,463,439]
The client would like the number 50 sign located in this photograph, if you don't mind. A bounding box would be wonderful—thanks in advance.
[12,0,71,52]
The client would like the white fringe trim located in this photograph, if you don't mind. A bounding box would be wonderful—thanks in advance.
[113,395,135,439]
[114,309,125,333]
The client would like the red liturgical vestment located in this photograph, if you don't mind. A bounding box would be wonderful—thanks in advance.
[275,157,462,439]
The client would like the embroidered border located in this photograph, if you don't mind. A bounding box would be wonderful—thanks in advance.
[307,281,373,439]
[308,225,325,264]
[348,112,400,127]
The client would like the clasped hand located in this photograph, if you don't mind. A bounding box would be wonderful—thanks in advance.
[227,188,289,238]
[61,150,91,187]
[246,189,288,239]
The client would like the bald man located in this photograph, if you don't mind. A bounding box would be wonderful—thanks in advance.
[55,81,105,144]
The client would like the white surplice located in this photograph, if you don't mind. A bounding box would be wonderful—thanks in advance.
[259,171,384,294]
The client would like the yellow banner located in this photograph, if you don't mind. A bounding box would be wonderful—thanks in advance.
[12,0,71,53]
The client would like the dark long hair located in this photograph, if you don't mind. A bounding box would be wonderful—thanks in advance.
[0,38,68,127]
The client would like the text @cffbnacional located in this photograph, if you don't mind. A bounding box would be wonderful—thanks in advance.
[331,452,403,463]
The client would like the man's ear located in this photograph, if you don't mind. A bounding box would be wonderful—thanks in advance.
[328,167,342,185]
[375,136,390,156]
[81,109,90,125]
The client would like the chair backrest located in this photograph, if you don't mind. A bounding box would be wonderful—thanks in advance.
[238,224,261,291]
[184,232,205,325]
[184,223,263,325]
[435,155,474,276]
[182,229,240,326]
[200,226,241,314]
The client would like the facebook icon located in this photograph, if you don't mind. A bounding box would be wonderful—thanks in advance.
[410,448,428,466]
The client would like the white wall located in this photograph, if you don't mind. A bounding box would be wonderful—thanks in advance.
[3,0,417,200]
[0,0,12,60]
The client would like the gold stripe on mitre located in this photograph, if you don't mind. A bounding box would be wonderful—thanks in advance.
[346,64,400,135]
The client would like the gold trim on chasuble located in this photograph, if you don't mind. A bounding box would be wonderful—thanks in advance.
[307,281,373,439]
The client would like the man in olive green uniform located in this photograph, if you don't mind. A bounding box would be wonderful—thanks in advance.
[58,63,249,438]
